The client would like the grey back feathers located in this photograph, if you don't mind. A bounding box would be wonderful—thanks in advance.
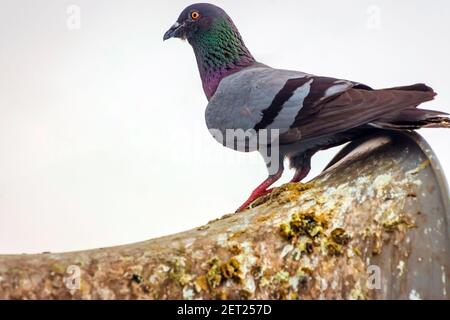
[205,64,360,150]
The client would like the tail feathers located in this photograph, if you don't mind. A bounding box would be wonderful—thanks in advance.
[385,83,436,96]
[372,83,447,130]
[373,108,450,129]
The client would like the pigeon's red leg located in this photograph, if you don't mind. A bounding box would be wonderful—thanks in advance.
[290,165,311,183]
[236,170,283,212]
[290,151,313,183]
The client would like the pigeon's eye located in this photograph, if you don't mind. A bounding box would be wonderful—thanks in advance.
[190,11,200,20]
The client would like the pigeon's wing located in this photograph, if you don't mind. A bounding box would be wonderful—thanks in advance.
[282,83,436,143]
[205,66,359,135]
[206,66,435,147]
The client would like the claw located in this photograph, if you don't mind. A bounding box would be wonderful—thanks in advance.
[235,169,283,212]
[236,188,275,212]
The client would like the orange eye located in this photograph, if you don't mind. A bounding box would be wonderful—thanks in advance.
[190,11,200,20]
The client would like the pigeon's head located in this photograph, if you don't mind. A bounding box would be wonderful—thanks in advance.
[163,3,233,42]
[164,3,255,99]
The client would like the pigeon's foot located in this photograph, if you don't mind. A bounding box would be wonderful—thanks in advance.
[236,188,275,213]
[235,170,283,212]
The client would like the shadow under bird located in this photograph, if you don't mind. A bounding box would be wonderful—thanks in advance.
[163,3,450,212]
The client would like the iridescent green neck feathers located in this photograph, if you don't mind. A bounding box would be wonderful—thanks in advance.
[189,18,255,99]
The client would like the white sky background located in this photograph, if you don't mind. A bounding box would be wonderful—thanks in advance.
[0,0,449,253]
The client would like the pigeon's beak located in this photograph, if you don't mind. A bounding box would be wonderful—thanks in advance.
[163,22,185,41]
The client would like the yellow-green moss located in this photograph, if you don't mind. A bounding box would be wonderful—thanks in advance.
[220,257,242,281]
[228,231,245,241]
[228,243,242,255]
[168,258,192,286]
[325,228,352,256]
[353,247,362,256]
[206,258,222,288]
[298,236,314,255]
[279,211,328,240]
[50,262,66,274]
[326,242,344,256]
[371,231,383,255]
[7,267,23,275]
[205,256,243,289]
[382,215,416,232]
[330,228,351,245]
[194,275,208,292]
[250,182,314,209]
[273,270,290,283]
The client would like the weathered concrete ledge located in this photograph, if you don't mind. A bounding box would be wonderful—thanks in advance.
[0,131,449,299]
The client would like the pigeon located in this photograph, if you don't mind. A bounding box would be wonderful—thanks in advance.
[163,3,450,212]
